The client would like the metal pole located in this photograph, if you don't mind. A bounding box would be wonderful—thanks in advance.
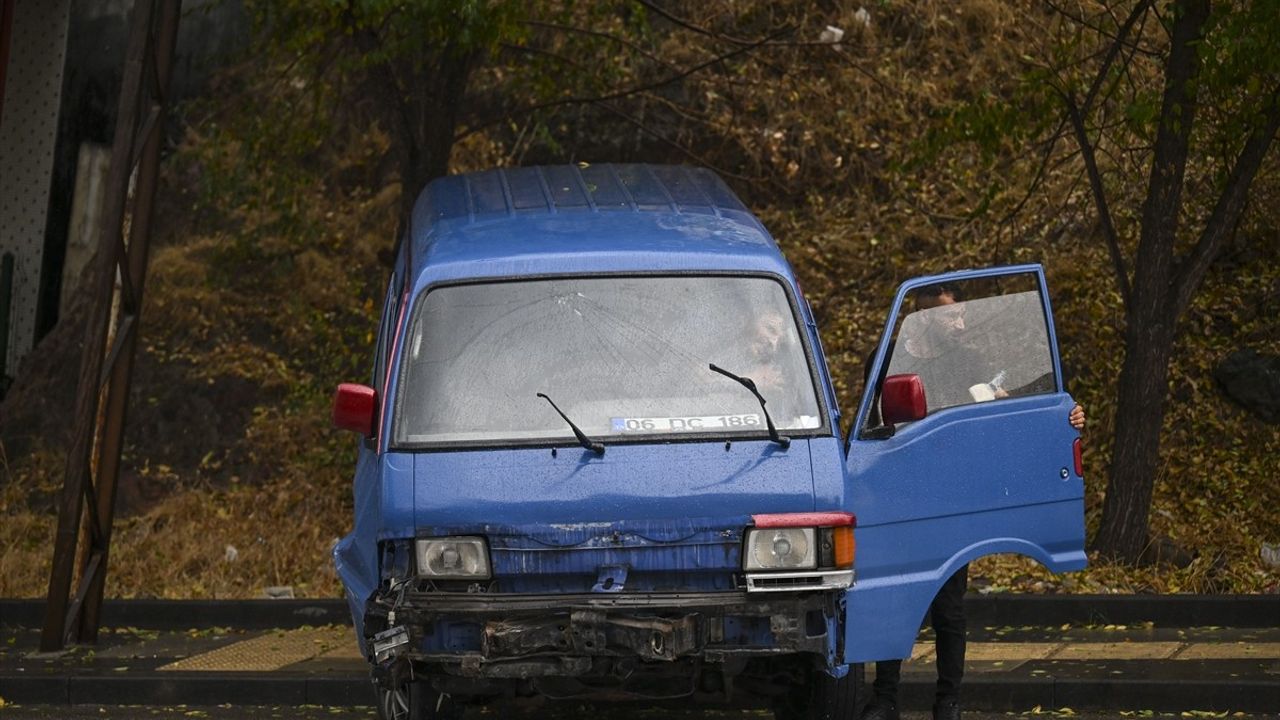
[41,0,181,651]
[74,0,181,643]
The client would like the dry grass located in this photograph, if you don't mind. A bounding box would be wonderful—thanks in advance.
[1,0,1277,598]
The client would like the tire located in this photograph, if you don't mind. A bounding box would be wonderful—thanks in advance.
[803,661,865,717]
[374,677,458,720]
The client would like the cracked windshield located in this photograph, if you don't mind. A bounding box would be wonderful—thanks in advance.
[394,276,822,445]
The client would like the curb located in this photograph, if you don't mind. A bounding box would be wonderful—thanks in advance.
[5,595,1280,631]
[0,672,371,706]
[0,599,351,630]
[1,672,1276,713]
[900,676,1280,713]
[963,593,1280,629]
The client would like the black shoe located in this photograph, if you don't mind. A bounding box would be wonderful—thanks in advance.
[933,698,961,720]
[860,698,899,720]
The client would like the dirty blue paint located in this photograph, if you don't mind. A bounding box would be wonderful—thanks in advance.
[408,441,814,527]
[417,516,750,593]
[334,165,1087,675]
[841,266,1086,663]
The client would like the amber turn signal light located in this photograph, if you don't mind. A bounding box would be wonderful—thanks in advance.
[833,526,855,569]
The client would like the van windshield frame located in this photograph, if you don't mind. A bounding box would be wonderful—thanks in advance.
[389,272,830,451]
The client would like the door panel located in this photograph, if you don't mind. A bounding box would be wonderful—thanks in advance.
[843,265,1086,663]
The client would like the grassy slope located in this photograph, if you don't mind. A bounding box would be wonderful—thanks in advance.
[1,0,1277,598]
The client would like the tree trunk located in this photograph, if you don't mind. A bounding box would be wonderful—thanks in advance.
[1092,302,1177,562]
[1091,0,1209,563]
[347,25,477,238]
[395,50,478,232]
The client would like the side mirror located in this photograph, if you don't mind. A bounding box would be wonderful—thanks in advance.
[333,383,377,436]
[881,374,927,424]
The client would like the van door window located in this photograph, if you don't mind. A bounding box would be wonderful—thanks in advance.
[373,273,400,398]
[866,273,1057,431]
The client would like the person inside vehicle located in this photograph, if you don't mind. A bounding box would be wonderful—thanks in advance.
[742,308,789,390]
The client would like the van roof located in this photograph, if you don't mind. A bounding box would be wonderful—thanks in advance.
[406,164,792,283]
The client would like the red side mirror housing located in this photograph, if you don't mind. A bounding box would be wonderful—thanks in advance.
[333,383,377,436]
[881,374,927,424]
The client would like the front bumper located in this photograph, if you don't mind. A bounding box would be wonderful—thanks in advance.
[364,589,841,679]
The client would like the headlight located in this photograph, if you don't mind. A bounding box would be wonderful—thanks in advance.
[414,537,491,579]
[744,528,816,570]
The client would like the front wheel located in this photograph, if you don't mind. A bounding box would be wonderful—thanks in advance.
[774,663,865,720]
[374,678,457,720]
[810,663,865,720]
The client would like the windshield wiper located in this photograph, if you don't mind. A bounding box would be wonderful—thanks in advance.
[708,364,791,449]
[536,393,605,455]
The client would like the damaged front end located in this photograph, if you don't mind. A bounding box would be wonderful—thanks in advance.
[364,587,841,701]
[360,517,851,702]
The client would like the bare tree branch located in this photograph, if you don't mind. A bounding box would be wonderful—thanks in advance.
[1044,0,1161,58]
[1132,0,1208,308]
[1005,1,1150,231]
[1173,90,1280,315]
[455,28,785,144]
[590,98,761,186]
[998,119,1070,226]
[1048,0,1159,306]
[522,19,681,74]
[633,0,769,47]
[499,41,741,140]
[829,45,898,96]
[1081,0,1153,115]
[1061,88,1132,304]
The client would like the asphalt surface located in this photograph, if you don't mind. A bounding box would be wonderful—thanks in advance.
[3,596,1279,715]
[0,708,1275,720]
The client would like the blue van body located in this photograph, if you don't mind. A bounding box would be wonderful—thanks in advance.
[333,164,1086,716]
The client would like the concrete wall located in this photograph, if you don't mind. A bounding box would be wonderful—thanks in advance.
[0,0,72,380]
[0,0,248,385]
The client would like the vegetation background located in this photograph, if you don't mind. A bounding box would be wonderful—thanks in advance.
[1,0,1278,598]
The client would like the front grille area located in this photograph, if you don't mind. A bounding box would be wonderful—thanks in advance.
[749,575,821,589]
[743,569,853,593]
[480,519,747,594]
[490,570,739,594]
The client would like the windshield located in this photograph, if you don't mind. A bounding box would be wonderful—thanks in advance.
[393,275,823,446]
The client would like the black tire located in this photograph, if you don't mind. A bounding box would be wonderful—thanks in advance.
[375,678,458,720]
[772,663,865,720]
[813,662,865,720]
[779,663,862,720]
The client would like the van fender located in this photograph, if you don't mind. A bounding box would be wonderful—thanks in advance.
[844,538,1086,663]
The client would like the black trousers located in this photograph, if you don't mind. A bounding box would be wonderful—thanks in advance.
[872,564,968,704]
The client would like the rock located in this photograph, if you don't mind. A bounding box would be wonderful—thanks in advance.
[1262,543,1280,570]
[263,585,295,599]
[1139,535,1195,569]
[1214,349,1280,423]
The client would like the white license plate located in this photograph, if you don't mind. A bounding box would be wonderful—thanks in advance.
[610,413,762,432]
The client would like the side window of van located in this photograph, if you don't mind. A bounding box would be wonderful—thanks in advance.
[871,273,1056,425]
[372,274,401,399]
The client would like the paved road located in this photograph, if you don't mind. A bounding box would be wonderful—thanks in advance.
[5,622,1279,714]
[0,707,1276,720]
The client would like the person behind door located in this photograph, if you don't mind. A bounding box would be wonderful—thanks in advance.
[860,283,1085,720]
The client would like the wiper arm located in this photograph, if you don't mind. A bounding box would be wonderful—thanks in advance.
[537,393,605,455]
[708,364,791,449]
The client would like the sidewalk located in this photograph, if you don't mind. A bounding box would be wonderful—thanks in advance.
[2,599,1278,713]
